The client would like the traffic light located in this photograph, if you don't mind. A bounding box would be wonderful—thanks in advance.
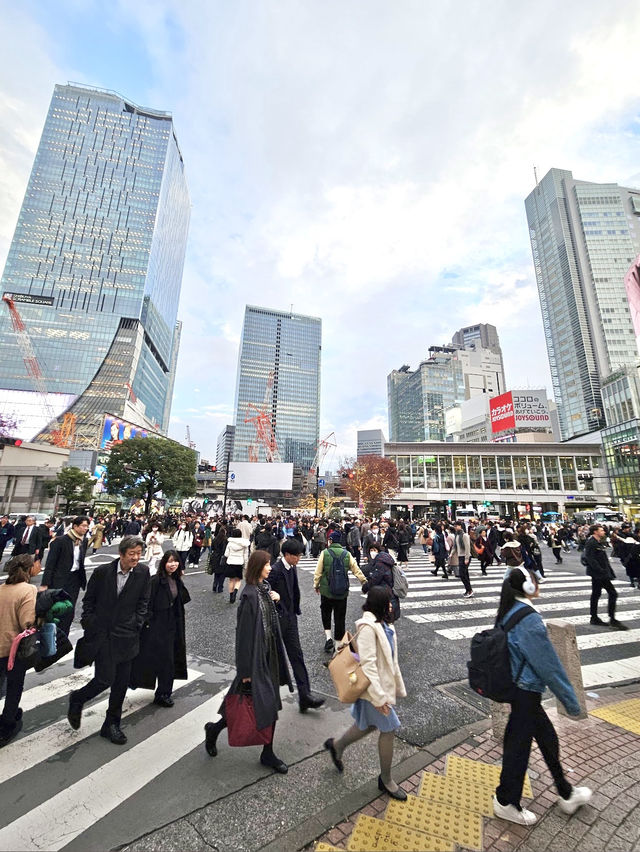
[203,497,209,505]
[210,465,217,472]
[348,472,354,479]
[447,500,452,506]
[0,437,22,447]
[247,498,253,504]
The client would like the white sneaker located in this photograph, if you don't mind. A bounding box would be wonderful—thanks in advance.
[493,796,537,825]
[557,786,592,814]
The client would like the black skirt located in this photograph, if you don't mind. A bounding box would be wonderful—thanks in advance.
[225,561,244,579]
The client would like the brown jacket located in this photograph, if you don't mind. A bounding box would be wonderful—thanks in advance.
[0,582,37,657]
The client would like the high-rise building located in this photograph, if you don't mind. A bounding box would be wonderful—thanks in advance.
[0,83,190,444]
[233,305,321,470]
[451,323,506,398]
[357,428,387,458]
[216,424,235,470]
[525,168,640,440]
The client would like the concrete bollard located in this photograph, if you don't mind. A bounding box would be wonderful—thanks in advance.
[546,619,588,719]
[490,700,510,743]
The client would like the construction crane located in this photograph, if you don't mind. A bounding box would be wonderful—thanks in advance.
[244,370,282,463]
[185,425,196,449]
[309,431,337,475]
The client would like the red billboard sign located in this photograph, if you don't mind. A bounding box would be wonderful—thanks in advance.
[490,391,516,434]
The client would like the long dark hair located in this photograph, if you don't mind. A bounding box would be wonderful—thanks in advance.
[213,525,227,545]
[157,549,183,579]
[362,585,392,623]
[495,568,535,623]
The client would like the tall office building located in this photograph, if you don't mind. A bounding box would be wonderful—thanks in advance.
[0,83,190,444]
[216,424,235,470]
[525,168,640,440]
[233,305,321,470]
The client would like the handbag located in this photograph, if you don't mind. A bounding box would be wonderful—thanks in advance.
[327,626,371,703]
[225,690,274,747]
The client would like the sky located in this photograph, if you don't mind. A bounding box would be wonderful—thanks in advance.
[1,0,640,469]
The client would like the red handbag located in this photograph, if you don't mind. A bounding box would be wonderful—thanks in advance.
[225,692,273,747]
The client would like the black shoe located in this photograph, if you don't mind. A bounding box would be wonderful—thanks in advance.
[204,722,218,757]
[230,589,238,604]
[590,616,606,625]
[441,574,449,580]
[430,569,438,575]
[0,718,22,747]
[299,695,325,713]
[153,694,175,708]
[67,695,83,730]
[260,752,288,774]
[324,638,335,653]
[378,775,407,800]
[610,619,629,631]
[323,738,344,773]
[100,722,127,745]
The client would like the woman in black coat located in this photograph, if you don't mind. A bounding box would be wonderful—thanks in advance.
[362,544,400,621]
[209,525,228,593]
[130,550,190,707]
[204,549,293,773]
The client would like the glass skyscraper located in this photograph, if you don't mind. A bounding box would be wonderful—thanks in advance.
[233,305,321,471]
[0,83,190,443]
[525,168,640,440]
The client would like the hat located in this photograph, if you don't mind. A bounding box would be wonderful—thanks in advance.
[329,530,342,542]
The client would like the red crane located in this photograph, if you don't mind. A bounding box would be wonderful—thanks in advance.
[244,370,282,463]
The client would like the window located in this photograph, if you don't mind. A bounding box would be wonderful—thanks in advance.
[560,457,578,490]
[512,457,529,490]
[528,456,545,490]
[453,456,468,489]
[439,456,453,489]
[497,457,514,490]
[481,456,498,489]
[411,456,425,489]
[467,456,482,489]
[544,457,561,490]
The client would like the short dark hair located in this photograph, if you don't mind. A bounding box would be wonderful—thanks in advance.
[589,524,603,535]
[72,515,90,528]
[119,535,144,554]
[5,554,33,585]
[157,549,183,579]
[281,539,304,557]
[230,528,242,538]
[362,585,392,622]
[245,550,271,585]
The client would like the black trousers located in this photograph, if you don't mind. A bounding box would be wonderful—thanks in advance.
[155,643,175,697]
[497,688,571,807]
[279,616,311,701]
[352,547,361,566]
[73,656,132,725]
[590,577,617,619]
[320,595,348,641]
[433,554,447,575]
[58,572,84,636]
[458,558,472,594]
[0,656,27,729]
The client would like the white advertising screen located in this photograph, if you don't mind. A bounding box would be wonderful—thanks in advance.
[227,462,294,491]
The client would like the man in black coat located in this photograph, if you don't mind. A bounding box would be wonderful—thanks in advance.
[40,516,90,635]
[268,538,324,713]
[123,516,141,535]
[12,515,46,561]
[67,535,150,744]
[0,515,15,562]
[583,524,627,631]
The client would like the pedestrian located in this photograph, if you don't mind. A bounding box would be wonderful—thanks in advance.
[619,529,640,588]
[493,566,592,825]
[430,522,449,579]
[0,515,15,563]
[12,515,45,564]
[314,530,367,653]
[450,521,473,598]
[67,535,151,745]
[123,515,141,536]
[224,528,250,603]
[204,549,293,774]
[583,524,628,630]
[362,522,383,562]
[89,518,105,554]
[144,523,165,576]
[173,521,193,571]
[474,528,489,575]
[130,550,190,708]
[396,521,411,566]
[323,586,407,799]
[209,525,228,593]
[39,515,90,636]
[382,522,399,560]
[548,526,563,564]
[0,554,40,746]
[347,521,362,566]
[268,538,325,713]
[363,543,400,621]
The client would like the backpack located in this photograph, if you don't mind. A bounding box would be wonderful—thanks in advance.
[431,535,442,556]
[327,548,350,596]
[391,564,409,599]
[467,605,535,702]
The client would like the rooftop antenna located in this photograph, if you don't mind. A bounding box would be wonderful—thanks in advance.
[533,165,539,186]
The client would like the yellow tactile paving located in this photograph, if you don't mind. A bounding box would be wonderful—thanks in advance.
[347,814,454,852]
[385,794,483,851]
[590,698,640,735]
[417,770,494,816]
[315,845,344,851]
[446,753,533,798]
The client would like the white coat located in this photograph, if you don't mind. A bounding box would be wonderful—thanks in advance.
[224,537,250,566]
[355,610,406,708]
[173,528,193,551]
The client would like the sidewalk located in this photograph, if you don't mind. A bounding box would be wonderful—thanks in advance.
[304,684,640,852]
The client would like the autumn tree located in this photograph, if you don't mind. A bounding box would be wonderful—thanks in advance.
[338,455,399,516]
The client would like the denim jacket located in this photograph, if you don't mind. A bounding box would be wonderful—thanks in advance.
[502,599,580,715]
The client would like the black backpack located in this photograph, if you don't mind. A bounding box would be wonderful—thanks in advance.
[327,548,350,596]
[467,605,535,702]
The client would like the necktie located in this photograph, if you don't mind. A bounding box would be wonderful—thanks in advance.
[22,527,30,545]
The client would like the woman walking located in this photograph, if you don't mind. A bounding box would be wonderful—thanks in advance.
[363,544,400,621]
[130,550,190,707]
[209,525,228,593]
[396,521,411,567]
[144,523,165,576]
[224,528,250,603]
[323,586,407,799]
[173,522,193,571]
[493,566,592,825]
[88,518,105,555]
[204,549,293,773]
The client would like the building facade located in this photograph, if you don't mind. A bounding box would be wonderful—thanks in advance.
[0,83,190,445]
[600,363,640,515]
[232,306,321,471]
[357,428,387,458]
[0,442,70,515]
[216,424,235,470]
[451,323,506,398]
[525,168,640,441]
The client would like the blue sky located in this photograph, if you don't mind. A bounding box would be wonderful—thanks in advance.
[1,0,640,466]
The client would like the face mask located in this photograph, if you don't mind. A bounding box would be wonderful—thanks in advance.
[180,525,186,529]
[152,527,158,532]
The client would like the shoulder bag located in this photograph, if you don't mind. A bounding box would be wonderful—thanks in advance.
[327,625,371,703]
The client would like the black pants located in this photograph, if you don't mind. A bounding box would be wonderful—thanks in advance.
[73,657,132,725]
[458,558,472,594]
[58,572,84,636]
[155,642,175,698]
[352,547,361,566]
[279,616,311,701]
[497,688,571,807]
[0,656,27,729]
[213,572,225,592]
[433,555,447,575]
[590,577,617,620]
[320,595,348,641]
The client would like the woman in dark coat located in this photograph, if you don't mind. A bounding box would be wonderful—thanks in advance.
[209,525,228,593]
[130,549,190,707]
[396,521,411,566]
[363,544,400,621]
[204,549,293,773]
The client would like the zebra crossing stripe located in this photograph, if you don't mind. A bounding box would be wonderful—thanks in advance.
[18,671,95,714]
[435,610,640,640]
[400,586,637,611]
[582,657,640,687]
[397,580,626,599]
[406,599,604,623]
[0,686,227,852]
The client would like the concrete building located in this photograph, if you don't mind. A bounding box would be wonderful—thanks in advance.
[600,362,640,517]
[451,323,506,398]
[0,83,190,447]
[525,168,640,440]
[0,442,70,515]
[216,425,235,471]
[357,429,387,458]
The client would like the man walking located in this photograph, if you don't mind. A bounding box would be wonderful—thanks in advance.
[347,521,362,565]
[12,515,45,562]
[0,515,15,562]
[67,535,150,744]
[450,521,473,598]
[40,516,89,635]
[269,539,325,713]
[314,530,367,652]
[583,524,627,630]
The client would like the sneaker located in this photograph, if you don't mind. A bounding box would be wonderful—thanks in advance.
[557,786,592,814]
[493,795,537,825]
[590,617,606,626]
[610,619,629,631]
[463,591,474,598]
[324,638,335,653]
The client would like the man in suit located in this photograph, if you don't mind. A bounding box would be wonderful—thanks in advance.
[40,516,90,635]
[362,522,383,563]
[67,535,150,745]
[0,515,15,562]
[268,538,324,713]
[12,515,45,561]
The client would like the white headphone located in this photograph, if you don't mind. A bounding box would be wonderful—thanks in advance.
[511,565,536,596]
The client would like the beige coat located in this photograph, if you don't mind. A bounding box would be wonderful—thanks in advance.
[354,610,406,708]
[0,582,37,657]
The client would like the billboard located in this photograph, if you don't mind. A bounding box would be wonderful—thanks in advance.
[512,390,551,428]
[3,292,54,306]
[227,462,294,491]
[99,415,148,450]
[490,391,516,434]
[625,255,640,356]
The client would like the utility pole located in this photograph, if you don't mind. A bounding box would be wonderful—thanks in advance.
[223,450,231,517]
[315,467,320,518]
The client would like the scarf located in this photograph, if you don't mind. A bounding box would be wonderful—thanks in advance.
[257,580,280,642]
[67,527,84,545]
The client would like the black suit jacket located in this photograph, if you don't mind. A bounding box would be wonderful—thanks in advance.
[42,534,87,590]
[269,557,301,621]
[12,523,46,558]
